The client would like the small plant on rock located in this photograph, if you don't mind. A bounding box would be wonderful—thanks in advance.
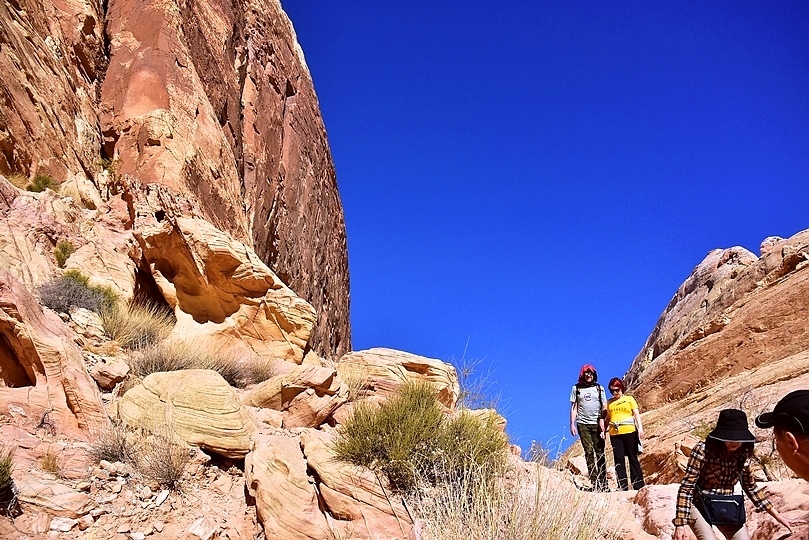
[0,445,19,517]
[5,172,28,190]
[27,173,56,192]
[53,240,75,268]
[39,270,118,314]
[38,447,63,478]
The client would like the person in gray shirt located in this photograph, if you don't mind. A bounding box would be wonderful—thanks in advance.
[570,364,608,491]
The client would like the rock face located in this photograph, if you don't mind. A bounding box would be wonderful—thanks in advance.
[0,0,350,361]
[100,0,350,359]
[626,229,809,409]
[337,348,461,409]
[0,270,106,436]
[118,369,256,458]
[139,216,317,363]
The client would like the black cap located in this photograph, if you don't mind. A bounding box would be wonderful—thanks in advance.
[755,390,809,434]
[707,409,756,443]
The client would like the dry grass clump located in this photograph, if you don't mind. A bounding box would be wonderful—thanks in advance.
[0,445,18,517]
[38,447,63,478]
[407,465,625,540]
[5,172,28,190]
[100,302,175,350]
[129,341,276,388]
[39,270,118,314]
[88,421,136,464]
[334,381,509,493]
[136,425,189,491]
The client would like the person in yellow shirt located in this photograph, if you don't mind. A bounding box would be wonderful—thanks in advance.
[606,377,645,490]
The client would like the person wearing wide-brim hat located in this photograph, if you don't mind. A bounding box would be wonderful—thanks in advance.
[755,389,809,482]
[673,409,804,540]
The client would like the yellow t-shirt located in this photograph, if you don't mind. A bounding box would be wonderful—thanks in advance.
[607,395,638,436]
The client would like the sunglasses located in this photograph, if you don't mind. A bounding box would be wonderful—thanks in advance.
[609,387,622,393]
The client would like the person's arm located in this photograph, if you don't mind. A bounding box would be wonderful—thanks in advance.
[603,401,612,438]
[740,462,806,532]
[570,401,578,437]
[632,407,644,440]
[599,386,607,438]
[672,443,705,536]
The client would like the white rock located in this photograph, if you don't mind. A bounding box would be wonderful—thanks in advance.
[49,517,78,532]
[188,516,218,540]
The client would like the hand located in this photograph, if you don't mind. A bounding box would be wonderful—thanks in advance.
[638,429,645,440]
[599,430,605,439]
[673,525,689,540]
[571,425,578,437]
[777,515,806,534]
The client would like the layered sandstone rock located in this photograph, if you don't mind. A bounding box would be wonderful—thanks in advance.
[101,0,350,359]
[138,216,316,363]
[337,348,460,409]
[118,369,256,458]
[0,270,106,436]
[243,364,348,427]
[0,0,104,182]
[626,229,809,409]
[245,433,332,540]
[299,429,412,540]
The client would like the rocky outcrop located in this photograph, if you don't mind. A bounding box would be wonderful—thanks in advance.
[243,364,348,427]
[118,369,256,458]
[0,0,104,183]
[337,348,461,409]
[138,215,316,363]
[626,229,809,409]
[0,270,106,436]
[100,0,350,359]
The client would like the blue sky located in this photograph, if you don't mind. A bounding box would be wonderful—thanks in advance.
[281,1,809,453]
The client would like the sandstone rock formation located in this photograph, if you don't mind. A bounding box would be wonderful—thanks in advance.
[100,0,350,359]
[118,369,256,458]
[337,348,461,409]
[243,363,348,427]
[1,0,350,361]
[626,229,809,409]
[138,216,316,363]
[0,270,105,436]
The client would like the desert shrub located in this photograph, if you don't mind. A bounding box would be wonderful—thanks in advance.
[101,302,175,350]
[27,173,56,192]
[407,464,625,540]
[0,446,13,489]
[88,421,136,464]
[39,270,118,314]
[691,419,714,440]
[53,240,75,268]
[452,356,499,410]
[0,445,18,517]
[136,425,189,491]
[333,381,509,493]
[129,341,270,388]
[38,447,62,477]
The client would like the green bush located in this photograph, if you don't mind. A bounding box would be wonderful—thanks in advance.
[39,270,118,314]
[101,302,175,350]
[0,445,13,489]
[333,381,509,493]
[0,444,17,517]
[27,173,56,192]
[53,240,75,268]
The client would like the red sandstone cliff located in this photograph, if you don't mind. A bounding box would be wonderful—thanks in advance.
[0,0,350,358]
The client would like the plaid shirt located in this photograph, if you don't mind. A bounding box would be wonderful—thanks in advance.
[673,441,773,527]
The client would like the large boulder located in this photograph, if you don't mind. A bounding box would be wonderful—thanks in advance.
[337,348,460,409]
[117,369,256,458]
[138,216,316,364]
[0,270,106,436]
[243,364,348,427]
[300,429,412,540]
[245,433,332,540]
